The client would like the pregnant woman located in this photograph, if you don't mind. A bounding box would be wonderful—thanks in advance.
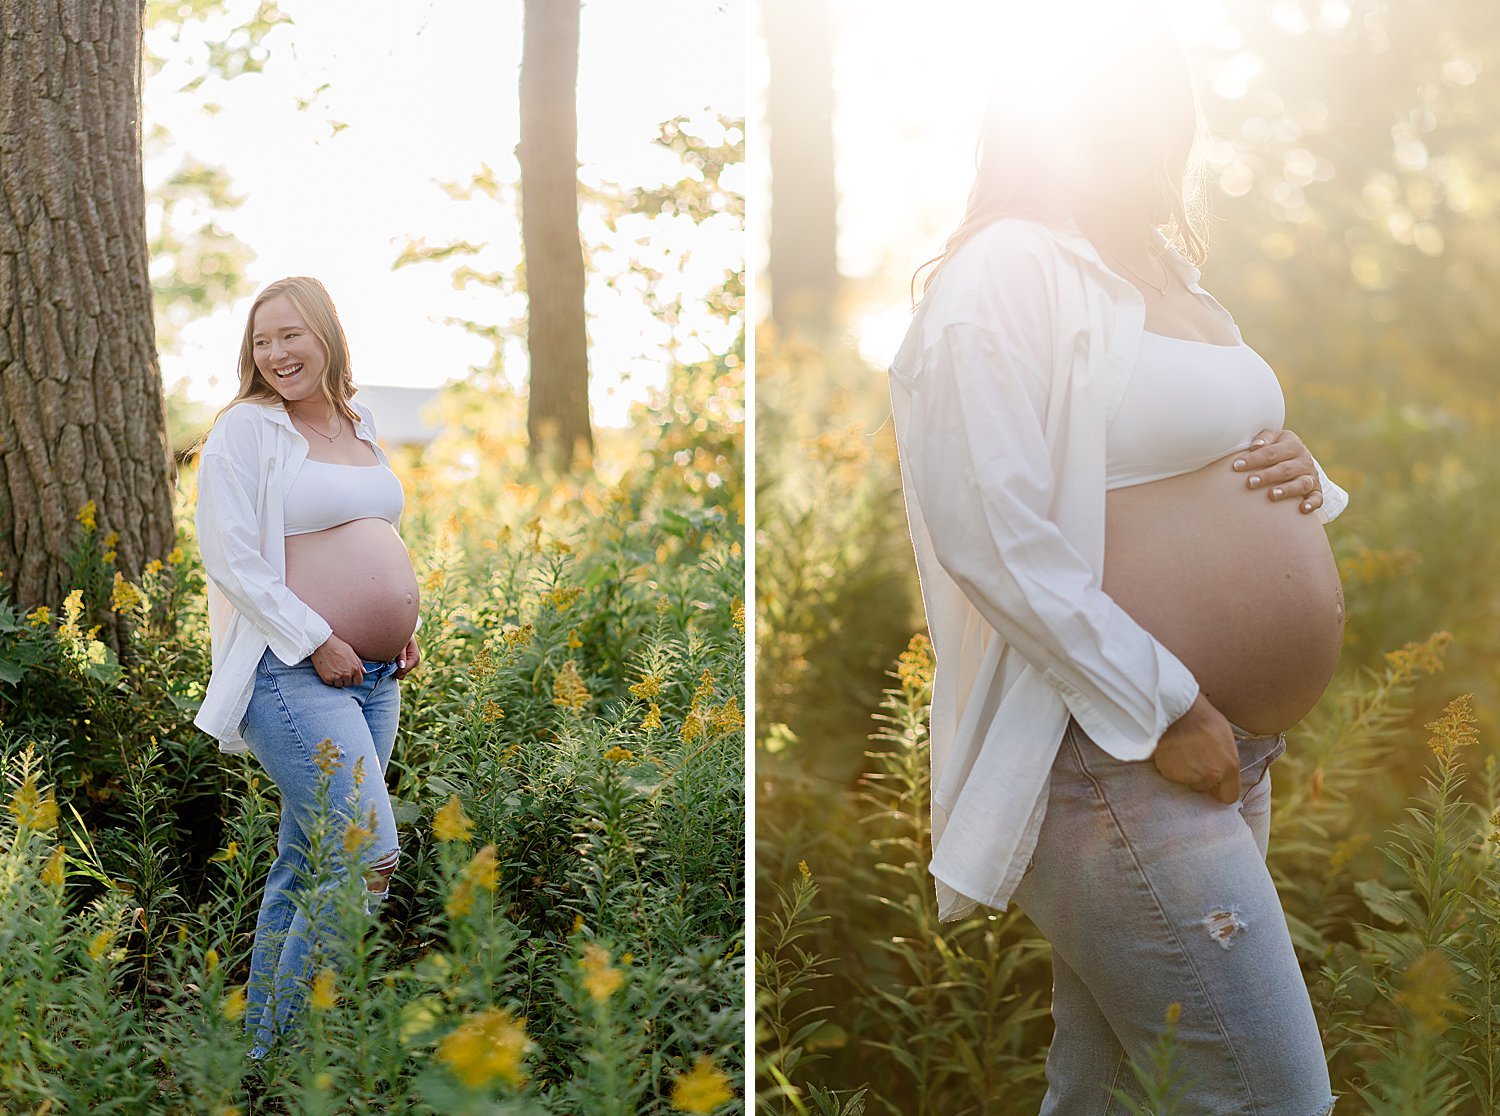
[889,10,1343,1115]
[192,276,422,1059]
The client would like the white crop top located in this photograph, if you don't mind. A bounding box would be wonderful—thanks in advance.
[1105,330,1286,491]
[282,457,405,537]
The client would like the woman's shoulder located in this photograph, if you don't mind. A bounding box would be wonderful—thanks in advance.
[202,400,282,458]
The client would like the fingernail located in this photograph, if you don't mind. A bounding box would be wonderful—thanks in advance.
[399,659,405,668]
[1272,486,1283,498]
[1232,458,1246,470]
[1301,501,1312,511]
[1248,475,1261,487]
[1251,439,1266,447]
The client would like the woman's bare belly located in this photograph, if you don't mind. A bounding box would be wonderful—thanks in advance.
[1103,451,1345,735]
[285,519,420,663]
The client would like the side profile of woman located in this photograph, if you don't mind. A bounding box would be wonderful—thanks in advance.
[889,8,1344,1115]
[192,276,422,1059]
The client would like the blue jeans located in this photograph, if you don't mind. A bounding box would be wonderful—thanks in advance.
[1010,717,1336,1115]
[238,646,403,1057]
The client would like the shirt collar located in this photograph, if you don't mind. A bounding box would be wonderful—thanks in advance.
[255,398,372,434]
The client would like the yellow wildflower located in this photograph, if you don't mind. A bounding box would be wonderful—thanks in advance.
[222,984,247,1022]
[63,589,85,627]
[8,776,60,831]
[110,572,144,614]
[464,844,499,892]
[897,633,935,693]
[731,597,744,635]
[76,501,97,530]
[566,628,583,650]
[629,672,663,701]
[603,746,635,763]
[166,546,184,565]
[343,818,374,858]
[143,559,163,576]
[1426,694,1478,761]
[423,566,447,594]
[571,914,585,935]
[552,660,590,713]
[544,586,583,611]
[433,795,474,843]
[579,943,624,1003]
[710,697,743,735]
[87,929,115,961]
[642,703,662,732]
[309,968,338,1011]
[681,709,705,745]
[797,860,811,879]
[501,623,534,649]
[1395,949,1459,1032]
[436,1007,532,1089]
[691,669,716,707]
[42,844,65,887]
[1382,631,1451,680]
[26,605,50,628]
[481,700,505,723]
[671,1055,734,1113]
[312,738,342,777]
[1165,1001,1182,1026]
[206,949,220,972]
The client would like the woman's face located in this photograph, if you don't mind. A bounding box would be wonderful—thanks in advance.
[251,294,328,406]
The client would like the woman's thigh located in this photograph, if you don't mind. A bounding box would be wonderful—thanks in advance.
[241,651,400,863]
[1012,719,1330,1115]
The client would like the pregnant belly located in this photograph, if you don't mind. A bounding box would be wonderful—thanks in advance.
[1103,451,1345,735]
[285,519,420,663]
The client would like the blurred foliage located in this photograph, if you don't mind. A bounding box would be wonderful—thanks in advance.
[757,1,1500,1109]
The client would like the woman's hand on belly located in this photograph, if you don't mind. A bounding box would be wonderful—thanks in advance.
[392,633,421,680]
[310,633,366,688]
[1152,693,1241,804]
[1230,427,1325,514]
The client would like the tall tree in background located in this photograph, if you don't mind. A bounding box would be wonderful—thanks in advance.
[519,0,593,472]
[764,0,839,337]
[0,0,175,641]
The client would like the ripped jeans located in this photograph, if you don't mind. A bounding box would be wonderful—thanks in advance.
[1010,716,1336,1116]
[238,645,403,1057]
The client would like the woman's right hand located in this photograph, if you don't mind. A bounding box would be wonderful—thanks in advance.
[310,633,365,688]
[1152,693,1240,803]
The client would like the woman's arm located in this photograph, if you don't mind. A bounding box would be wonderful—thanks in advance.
[196,445,334,666]
[902,319,1201,762]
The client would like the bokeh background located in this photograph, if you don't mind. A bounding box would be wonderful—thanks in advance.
[754,1,1500,1110]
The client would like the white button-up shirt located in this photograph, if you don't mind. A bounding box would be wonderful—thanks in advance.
[193,397,409,753]
[888,218,1348,922]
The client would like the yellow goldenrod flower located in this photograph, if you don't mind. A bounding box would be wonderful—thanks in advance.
[481,700,505,723]
[691,669,716,706]
[25,605,50,628]
[551,660,590,713]
[222,985,247,1022]
[628,672,662,701]
[166,546,184,566]
[433,795,474,843]
[446,879,475,919]
[571,914,585,935]
[352,756,367,789]
[501,623,534,649]
[544,585,583,611]
[309,968,338,1011]
[343,819,375,858]
[110,572,145,614]
[8,776,60,831]
[466,844,499,892]
[436,1007,532,1089]
[681,709,705,745]
[1426,694,1478,761]
[603,745,635,763]
[143,559,163,576]
[423,567,447,594]
[671,1055,734,1113]
[42,844,66,887]
[1165,1001,1182,1025]
[87,929,115,961]
[312,738,342,777]
[63,589,85,627]
[731,597,744,635]
[897,633,935,693]
[579,943,624,1003]
[710,697,743,735]
[76,500,97,530]
[642,703,662,732]
[206,949,220,972]
[797,860,811,879]
[566,628,582,649]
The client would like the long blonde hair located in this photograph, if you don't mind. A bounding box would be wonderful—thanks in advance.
[190,276,360,456]
[917,6,1211,301]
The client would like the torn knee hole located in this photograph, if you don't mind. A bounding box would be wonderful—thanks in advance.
[364,851,399,892]
[1202,907,1248,949]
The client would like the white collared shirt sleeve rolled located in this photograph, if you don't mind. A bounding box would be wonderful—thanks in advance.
[1308,451,1348,524]
[904,320,1200,760]
[196,445,333,666]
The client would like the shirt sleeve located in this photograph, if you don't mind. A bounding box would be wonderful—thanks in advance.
[196,441,334,666]
[1308,451,1348,524]
[901,319,1201,761]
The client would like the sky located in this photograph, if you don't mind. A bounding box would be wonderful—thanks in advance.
[145,0,746,427]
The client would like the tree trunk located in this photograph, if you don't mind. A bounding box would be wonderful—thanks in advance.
[0,0,176,645]
[764,0,839,338]
[518,0,593,472]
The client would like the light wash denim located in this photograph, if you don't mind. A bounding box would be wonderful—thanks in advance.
[1010,716,1336,1115]
[238,645,402,1058]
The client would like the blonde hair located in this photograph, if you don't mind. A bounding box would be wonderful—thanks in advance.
[189,276,360,456]
[917,6,1211,301]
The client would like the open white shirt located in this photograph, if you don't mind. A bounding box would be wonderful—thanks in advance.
[192,397,414,753]
[888,218,1348,922]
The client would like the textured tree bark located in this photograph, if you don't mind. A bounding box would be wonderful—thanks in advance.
[518,0,593,472]
[764,0,839,338]
[0,0,175,644]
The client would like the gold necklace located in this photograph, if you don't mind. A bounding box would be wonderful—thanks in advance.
[298,410,341,443]
[1108,250,1170,296]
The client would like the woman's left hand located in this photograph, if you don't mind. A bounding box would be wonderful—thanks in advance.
[393,633,421,680]
[1230,428,1323,514]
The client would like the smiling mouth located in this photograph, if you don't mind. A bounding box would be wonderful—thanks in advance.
[272,363,304,379]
